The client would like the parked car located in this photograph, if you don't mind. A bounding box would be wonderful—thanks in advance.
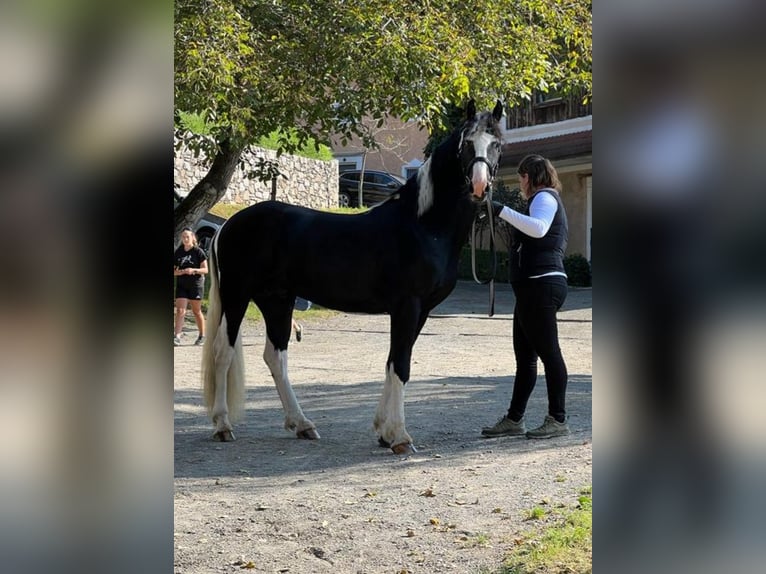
[173,189,226,253]
[338,170,406,207]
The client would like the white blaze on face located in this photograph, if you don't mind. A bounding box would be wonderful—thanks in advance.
[468,131,494,199]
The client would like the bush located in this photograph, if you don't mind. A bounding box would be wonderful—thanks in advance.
[457,246,510,282]
[564,253,591,287]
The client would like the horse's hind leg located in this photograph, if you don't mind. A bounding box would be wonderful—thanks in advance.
[209,295,249,442]
[211,335,237,442]
[259,300,319,439]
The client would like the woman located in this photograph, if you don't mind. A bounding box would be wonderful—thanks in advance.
[173,227,208,346]
[482,154,571,439]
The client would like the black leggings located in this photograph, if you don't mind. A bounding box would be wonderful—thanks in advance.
[507,276,569,423]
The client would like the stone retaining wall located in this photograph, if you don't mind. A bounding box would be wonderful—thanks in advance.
[174,144,339,209]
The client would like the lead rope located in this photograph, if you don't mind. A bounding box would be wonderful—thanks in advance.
[470,187,497,316]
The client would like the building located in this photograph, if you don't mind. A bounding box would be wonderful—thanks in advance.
[331,95,592,262]
[498,93,592,262]
[330,116,429,181]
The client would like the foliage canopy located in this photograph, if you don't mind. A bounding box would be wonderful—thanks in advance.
[175,0,592,158]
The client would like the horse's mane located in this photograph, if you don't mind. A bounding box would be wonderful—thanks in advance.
[372,107,501,218]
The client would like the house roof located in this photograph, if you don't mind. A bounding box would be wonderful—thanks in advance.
[499,115,592,170]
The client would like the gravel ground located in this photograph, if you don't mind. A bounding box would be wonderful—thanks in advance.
[174,280,592,573]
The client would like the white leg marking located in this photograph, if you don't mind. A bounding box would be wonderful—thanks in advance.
[373,368,393,433]
[376,364,411,447]
[211,315,235,434]
[263,337,314,433]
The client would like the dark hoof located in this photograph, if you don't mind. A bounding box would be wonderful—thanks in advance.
[297,428,320,440]
[391,442,417,455]
[378,436,391,448]
[213,429,235,442]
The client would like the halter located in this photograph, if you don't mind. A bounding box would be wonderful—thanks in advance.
[462,145,502,317]
[464,156,499,185]
[458,118,503,316]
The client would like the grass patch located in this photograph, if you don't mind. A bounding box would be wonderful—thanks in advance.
[208,203,248,219]
[242,302,337,324]
[197,298,337,324]
[208,203,367,219]
[524,507,547,521]
[500,490,592,574]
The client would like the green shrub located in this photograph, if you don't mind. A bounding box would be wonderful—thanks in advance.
[564,253,591,287]
[458,246,509,282]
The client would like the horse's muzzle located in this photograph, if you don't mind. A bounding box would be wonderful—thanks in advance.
[466,156,495,200]
[472,180,488,199]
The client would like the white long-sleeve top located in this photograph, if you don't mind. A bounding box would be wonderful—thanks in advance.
[497,190,558,238]
[497,189,567,279]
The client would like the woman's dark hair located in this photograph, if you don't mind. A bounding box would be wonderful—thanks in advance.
[517,154,561,192]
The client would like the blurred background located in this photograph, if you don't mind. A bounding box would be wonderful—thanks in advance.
[0,1,764,572]
[0,2,171,573]
[598,1,766,573]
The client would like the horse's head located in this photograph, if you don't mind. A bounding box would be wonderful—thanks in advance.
[458,100,504,201]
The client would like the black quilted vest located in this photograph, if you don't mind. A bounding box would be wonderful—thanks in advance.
[509,189,568,282]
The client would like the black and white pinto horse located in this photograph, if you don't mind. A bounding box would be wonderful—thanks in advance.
[202,100,503,454]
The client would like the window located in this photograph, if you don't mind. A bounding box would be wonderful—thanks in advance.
[404,167,419,180]
[533,88,564,108]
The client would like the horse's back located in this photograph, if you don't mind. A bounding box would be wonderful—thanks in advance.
[214,199,462,314]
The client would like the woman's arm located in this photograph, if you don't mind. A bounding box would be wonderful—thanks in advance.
[497,191,558,238]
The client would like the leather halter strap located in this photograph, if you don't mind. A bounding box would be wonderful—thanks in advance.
[464,156,498,183]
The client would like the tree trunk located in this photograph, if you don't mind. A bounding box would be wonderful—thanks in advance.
[173,138,244,248]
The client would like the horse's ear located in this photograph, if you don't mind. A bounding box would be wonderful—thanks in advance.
[492,100,504,122]
[465,99,476,119]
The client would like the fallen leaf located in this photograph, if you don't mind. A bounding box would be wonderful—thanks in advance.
[429,518,440,526]
[240,561,256,569]
[492,508,503,514]
[406,528,416,537]
[419,487,435,497]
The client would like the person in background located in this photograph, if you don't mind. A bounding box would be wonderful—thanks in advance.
[481,154,571,439]
[174,227,208,346]
[291,296,311,342]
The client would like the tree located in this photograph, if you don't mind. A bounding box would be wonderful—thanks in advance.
[174,0,592,242]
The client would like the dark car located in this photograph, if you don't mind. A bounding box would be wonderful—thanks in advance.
[174,189,226,253]
[338,170,406,207]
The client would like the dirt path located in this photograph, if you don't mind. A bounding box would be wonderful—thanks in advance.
[174,281,592,573]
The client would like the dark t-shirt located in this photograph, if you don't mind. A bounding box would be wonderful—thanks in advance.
[174,245,207,291]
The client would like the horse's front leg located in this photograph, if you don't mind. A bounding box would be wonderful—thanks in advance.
[374,300,425,454]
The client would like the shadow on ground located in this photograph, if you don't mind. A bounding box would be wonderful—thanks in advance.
[174,373,591,481]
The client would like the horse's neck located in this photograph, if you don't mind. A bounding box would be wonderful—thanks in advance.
[421,191,475,251]
[423,142,471,224]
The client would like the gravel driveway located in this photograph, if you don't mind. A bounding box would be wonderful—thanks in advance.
[174,280,592,573]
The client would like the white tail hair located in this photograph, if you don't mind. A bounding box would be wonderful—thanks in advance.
[201,237,246,422]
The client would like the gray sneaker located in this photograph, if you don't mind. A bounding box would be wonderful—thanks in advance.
[481,416,526,438]
[526,415,570,439]
[173,335,182,346]
[195,335,205,346]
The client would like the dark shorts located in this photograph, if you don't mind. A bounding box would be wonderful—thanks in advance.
[175,284,203,300]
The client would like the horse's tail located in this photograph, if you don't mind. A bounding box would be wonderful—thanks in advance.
[201,233,246,422]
